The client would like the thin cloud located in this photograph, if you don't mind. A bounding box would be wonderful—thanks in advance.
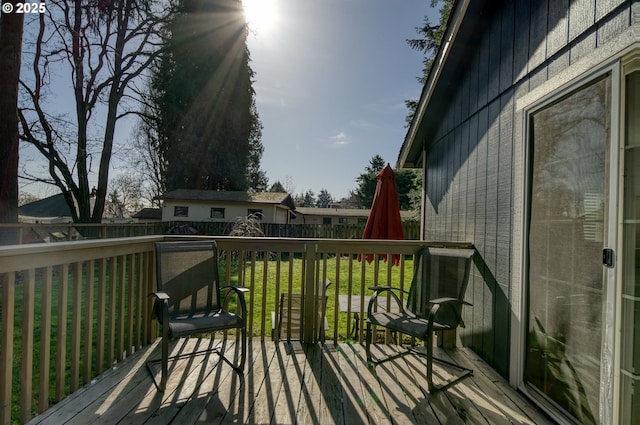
[329,131,351,147]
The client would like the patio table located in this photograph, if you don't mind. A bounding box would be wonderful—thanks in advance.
[338,294,404,338]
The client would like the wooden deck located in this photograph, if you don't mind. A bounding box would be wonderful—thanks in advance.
[28,338,554,425]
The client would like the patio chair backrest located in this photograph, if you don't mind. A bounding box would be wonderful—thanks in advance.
[406,247,475,327]
[155,241,221,320]
[276,279,332,342]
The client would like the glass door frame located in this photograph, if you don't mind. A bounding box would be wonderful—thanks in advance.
[516,62,621,425]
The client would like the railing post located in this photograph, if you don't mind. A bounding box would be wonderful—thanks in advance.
[302,243,317,343]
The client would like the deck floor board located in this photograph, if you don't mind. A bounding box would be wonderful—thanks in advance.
[28,339,555,425]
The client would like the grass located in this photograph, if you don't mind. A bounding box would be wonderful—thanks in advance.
[222,255,414,340]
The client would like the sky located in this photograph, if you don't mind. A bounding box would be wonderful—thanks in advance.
[18,0,437,202]
[244,0,437,200]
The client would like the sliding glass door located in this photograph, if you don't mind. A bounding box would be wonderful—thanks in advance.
[525,75,611,424]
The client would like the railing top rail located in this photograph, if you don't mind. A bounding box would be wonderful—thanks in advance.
[0,235,164,272]
[0,234,474,273]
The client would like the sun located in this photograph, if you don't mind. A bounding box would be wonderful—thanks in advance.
[242,0,277,34]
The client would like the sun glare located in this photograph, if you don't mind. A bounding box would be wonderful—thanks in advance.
[242,0,277,34]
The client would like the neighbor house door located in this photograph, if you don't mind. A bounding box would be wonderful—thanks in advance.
[525,74,612,425]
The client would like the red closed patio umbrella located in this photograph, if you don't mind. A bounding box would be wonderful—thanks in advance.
[360,164,404,266]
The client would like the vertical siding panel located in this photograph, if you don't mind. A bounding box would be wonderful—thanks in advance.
[488,8,502,102]
[569,0,595,41]
[459,121,470,241]
[570,26,597,64]
[466,114,479,244]
[477,32,490,111]
[451,127,462,241]
[463,113,478,344]
[528,0,548,71]
[485,103,500,278]
[482,98,502,364]
[548,47,570,80]
[468,44,480,119]
[461,60,471,120]
[454,78,463,126]
[596,0,627,21]
[497,92,514,288]
[493,90,515,377]
[514,0,531,82]
[446,133,454,239]
[438,143,446,240]
[425,148,436,239]
[500,1,515,92]
[547,0,569,58]
[473,107,488,355]
[597,5,631,46]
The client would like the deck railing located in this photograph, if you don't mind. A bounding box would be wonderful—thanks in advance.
[0,235,472,424]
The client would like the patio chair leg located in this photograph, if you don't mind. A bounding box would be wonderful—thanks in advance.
[426,333,434,392]
[365,323,373,364]
[239,327,247,372]
[160,331,168,392]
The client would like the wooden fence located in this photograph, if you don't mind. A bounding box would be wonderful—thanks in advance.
[0,220,421,245]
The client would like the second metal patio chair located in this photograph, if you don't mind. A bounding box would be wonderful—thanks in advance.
[274,279,332,343]
[147,240,249,391]
[365,246,475,392]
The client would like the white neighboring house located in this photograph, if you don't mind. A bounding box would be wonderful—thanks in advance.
[156,190,296,224]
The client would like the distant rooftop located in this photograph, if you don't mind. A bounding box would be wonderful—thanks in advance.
[156,190,296,210]
[131,207,162,220]
[18,193,73,218]
[294,207,417,221]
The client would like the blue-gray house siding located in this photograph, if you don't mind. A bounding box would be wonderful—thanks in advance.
[409,0,632,378]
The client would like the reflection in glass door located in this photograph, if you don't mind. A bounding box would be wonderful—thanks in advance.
[525,75,611,424]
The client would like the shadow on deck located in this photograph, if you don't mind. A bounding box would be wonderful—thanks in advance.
[28,338,554,425]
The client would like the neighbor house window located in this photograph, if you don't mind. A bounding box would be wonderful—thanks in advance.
[338,217,348,224]
[323,217,331,225]
[248,209,263,219]
[210,208,225,219]
[174,206,189,217]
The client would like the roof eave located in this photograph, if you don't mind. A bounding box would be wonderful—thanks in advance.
[397,0,472,169]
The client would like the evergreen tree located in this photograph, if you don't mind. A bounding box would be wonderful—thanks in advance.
[153,0,262,192]
[302,190,315,207]
[316,189,333,208]
[405,0,454,126]
[354,155,419,210]
[354,155,386,208]
[246,104,268,191]
[269,181,286,192]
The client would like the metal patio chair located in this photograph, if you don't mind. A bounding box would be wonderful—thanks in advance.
[147,240,248,391]
[365,246,475,392]
[274,279,332,343]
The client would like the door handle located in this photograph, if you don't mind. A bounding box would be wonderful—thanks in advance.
[603,248,615,268]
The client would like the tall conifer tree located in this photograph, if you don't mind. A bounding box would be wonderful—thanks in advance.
[153,0,263,192]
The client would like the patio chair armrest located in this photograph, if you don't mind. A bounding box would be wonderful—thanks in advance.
[148,291,170,324]
[429,297,472,307]
[221,286,249,319]
[428,297,472,329]
[149,291,170,300]
[369,286,410,296]
[367,287,407,316]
